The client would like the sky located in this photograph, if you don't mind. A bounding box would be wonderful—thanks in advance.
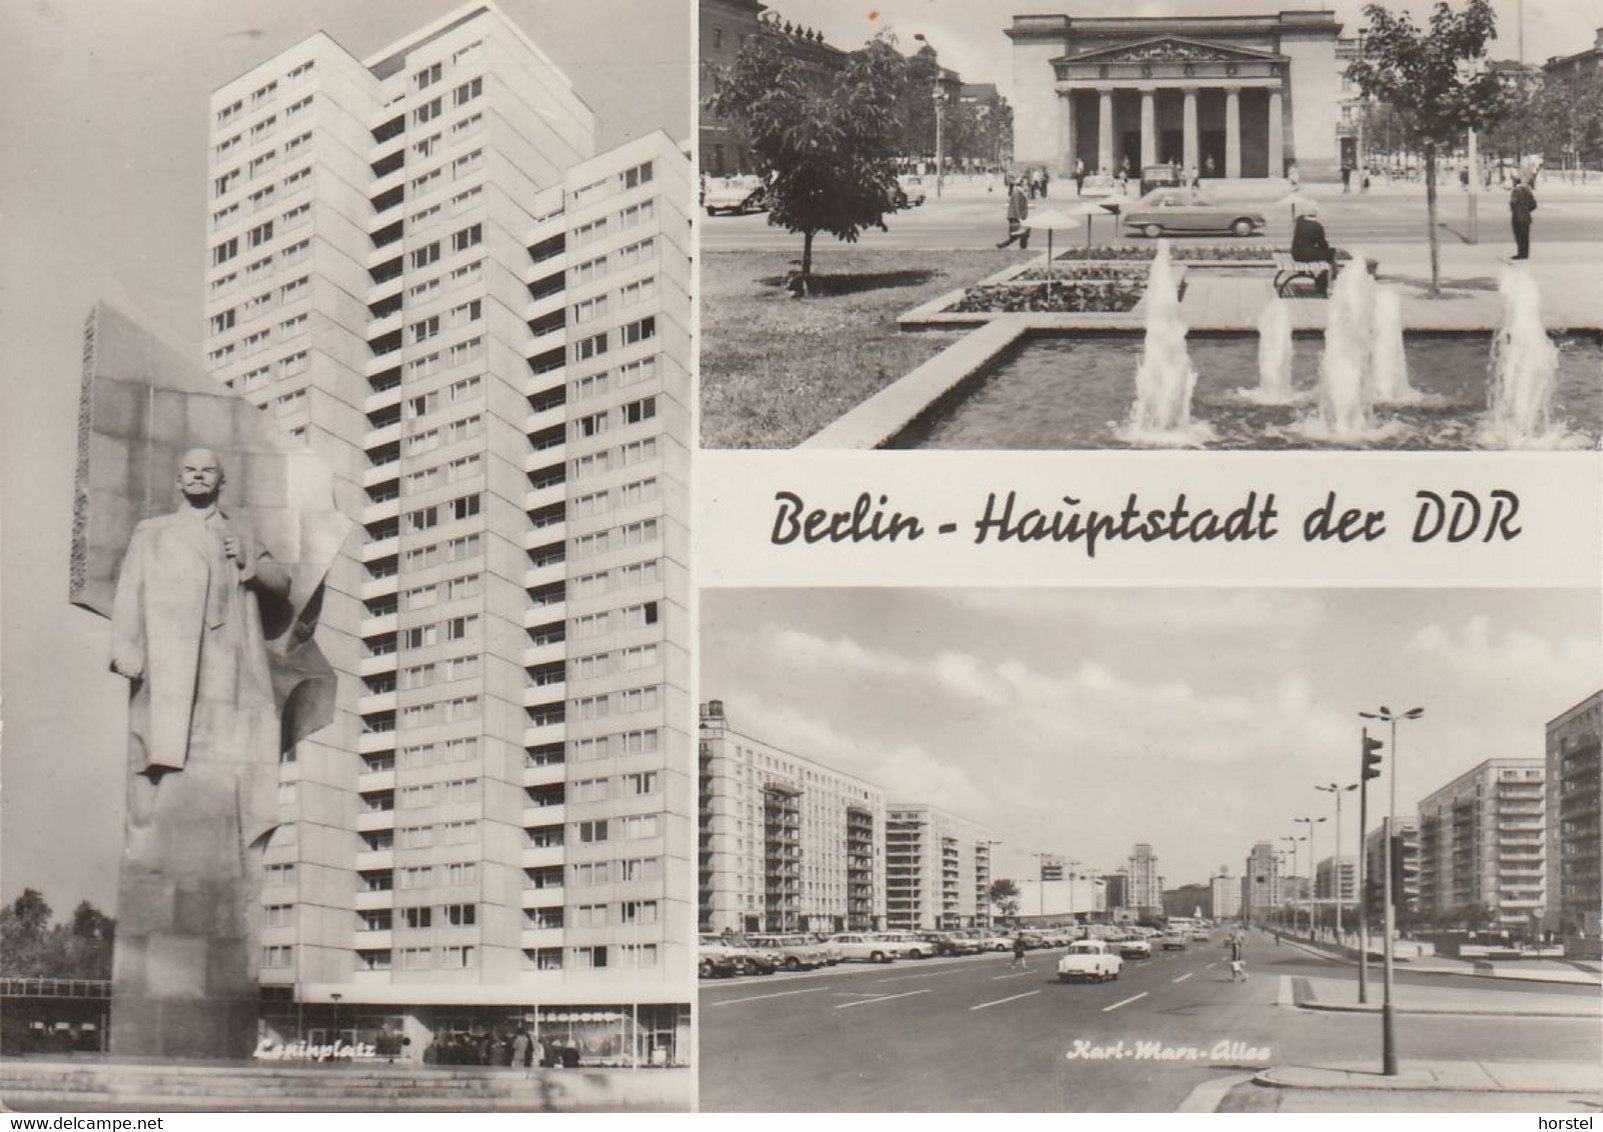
[0,0,689,916]
[777,0,1597,102]
[702,587,1599,888]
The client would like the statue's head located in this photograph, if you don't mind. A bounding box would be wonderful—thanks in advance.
[177,448,225,506]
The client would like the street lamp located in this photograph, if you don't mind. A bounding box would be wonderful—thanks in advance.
[1358,705,1424,1076]
[1316,783,1358,940]
[1278,835,1305,931]
[913,34,948,198]
[330,991,343,1057]
[1293,817,1326,936]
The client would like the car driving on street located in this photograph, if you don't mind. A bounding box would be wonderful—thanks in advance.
[1057,939,1123,982]
[1121,187,1266,238]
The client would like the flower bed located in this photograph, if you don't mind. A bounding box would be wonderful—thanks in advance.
[1013,263,1151,283]
[948,280,1145,314]
[1048,244,1352,264]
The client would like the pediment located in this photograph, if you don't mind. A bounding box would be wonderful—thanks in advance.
[1056,36,1284,66]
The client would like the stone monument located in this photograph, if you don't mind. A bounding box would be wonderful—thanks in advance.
[69,303,354,1058]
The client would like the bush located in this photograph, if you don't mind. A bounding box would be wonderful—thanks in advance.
[949,280,1145,313]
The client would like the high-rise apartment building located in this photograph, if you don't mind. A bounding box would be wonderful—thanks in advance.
[1418,759,1546,929]
[1363,816,1420,918]
[1210,868,1241,921]
[1125,843,1161,916]
[883,804,996,931]
[1314,855,1358,903]
[1546,692,1602,944]
[698,701,887,934]
[201,2,692,1062]
[1242,842,1279,924]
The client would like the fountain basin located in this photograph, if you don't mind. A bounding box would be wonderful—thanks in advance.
[889,331,1603,450]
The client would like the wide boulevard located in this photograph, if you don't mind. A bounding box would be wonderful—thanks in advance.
[698,928,1601,1112]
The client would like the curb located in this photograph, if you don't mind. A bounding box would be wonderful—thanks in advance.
[1175,1070,1261,1113]
[1293,999,1598,1020]
[1251,1067,1603,1095]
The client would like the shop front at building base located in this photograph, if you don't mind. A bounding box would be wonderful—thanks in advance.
[257,989,690,1069]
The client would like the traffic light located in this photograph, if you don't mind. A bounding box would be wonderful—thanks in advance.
[1362,730,1384,781]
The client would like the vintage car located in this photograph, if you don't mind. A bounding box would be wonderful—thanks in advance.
[1121,187,1266,238]
[748,933,831,970]
[698,948,742,978]
[1159,932,1189,951]
[1110,936,1153,960]
[892,175,928,209]
[826,932,921,963]
[1057,939,1123,982]
[1079,172,1119,199]
[1139,162,1186,195]
[703,175,768,216]
[698,933,778,976]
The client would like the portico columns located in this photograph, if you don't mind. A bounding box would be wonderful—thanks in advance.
[1182,88,1199,171]
[1267,87,1285,178]
[1059,91,1075,173]
[1224,86,1242,179]
[1139,88,1156,168]
[1097,88,1114,173]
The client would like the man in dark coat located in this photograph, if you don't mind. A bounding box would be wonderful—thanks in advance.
[1509,174,1537,260]
[995,177,1031,249]
[1291,206,1338,296]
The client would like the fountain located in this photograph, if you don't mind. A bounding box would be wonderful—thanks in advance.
[1369,288,1425,404]
[1477,266,1584,449]
[1114,241,1216,446]
[1291,248,1404,443]
[1237,298,1298,404]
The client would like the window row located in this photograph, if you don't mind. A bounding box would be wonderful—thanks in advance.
[569,519,658,562]
[569,770,660,804]
[400,652,480,689]
[567,478,660,522]
[567,727,662,763]
[402,531,481,572]
[572,317,656,364]
[403,413,484,456]
[403,452,481,495]
[398,735,480,769]
[405,492,481,532]
[569,436,658,481]
[397,861,478,888]
[569,854,663,886]
[570,355,658,404]
[400,613,480,650]
[402,571,483,612]
[567,643,659,683]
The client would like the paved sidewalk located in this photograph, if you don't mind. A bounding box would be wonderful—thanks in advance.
[1290,974,1600,1018]
[1256,1060,1603,1095]
[1280,935,1603,987]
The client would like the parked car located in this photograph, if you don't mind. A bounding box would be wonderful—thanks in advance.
[698,933,777,975]
[748,934,830,970]
[1159,932,1189,951]
[1057,939,1123,983]
[826,932,907,963]
[1139,162,1185,195]
[703,175,767,216]
[876,931,936,959]
[698,949,741,978]
[1121,187,1266,238]
[892,175,928,209]
[1080,172,1118,199]
[804,933,844,965]
[1190,928,1212,942]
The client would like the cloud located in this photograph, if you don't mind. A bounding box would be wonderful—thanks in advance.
[937,588,1328,635]
[1406,615,1598,692]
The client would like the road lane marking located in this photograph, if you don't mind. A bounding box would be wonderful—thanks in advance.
[835,989,933,1010]
[970,990,1041,1011]
[875,969,962,984]
[1205,961,1218,968]
[709,986,832,1007]
[1102,992,1149,1013]
[991,971,1035,980]
[1172,972,1194,984]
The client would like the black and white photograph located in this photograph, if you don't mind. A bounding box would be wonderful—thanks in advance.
[697,587,1602,1113]
[698,0,1603,450]
[2,0,694,1113]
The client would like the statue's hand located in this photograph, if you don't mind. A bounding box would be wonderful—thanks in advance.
[111,653,144,681]
[222,534,247,569]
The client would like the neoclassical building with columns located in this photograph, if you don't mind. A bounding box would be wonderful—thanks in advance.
[1007,11,1345,180]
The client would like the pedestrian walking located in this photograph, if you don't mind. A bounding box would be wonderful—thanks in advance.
[1186,163,1199,189]
[1227,932,1248,982]
[1287,161,1300,189]
[1011,930,1029,969]
[1340,162,1352,193]
[1073,157,1086,196]
[995,178,1031,250]
[1509,173,1536,260]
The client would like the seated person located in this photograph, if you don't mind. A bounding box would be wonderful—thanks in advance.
[1291,206,1338,295]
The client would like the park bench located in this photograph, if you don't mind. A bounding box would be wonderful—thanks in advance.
[1271,250,1336,297]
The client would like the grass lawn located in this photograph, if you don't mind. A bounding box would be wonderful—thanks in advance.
[700,246,1024,448]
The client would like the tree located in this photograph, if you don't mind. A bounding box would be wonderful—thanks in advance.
[988,878,1021,922]
[708,31,908,295]
[0,890,116,980]
[1344,0,1508,295]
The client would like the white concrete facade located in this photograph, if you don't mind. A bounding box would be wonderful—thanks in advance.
[884,803,997,931]
[1418,759,1546,929]
[698,701,887,934]
[201,2,692,1055]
